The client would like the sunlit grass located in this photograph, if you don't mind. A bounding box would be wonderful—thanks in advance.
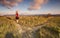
[0,16,60,38]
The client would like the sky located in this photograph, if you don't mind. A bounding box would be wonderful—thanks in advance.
[0,0,60,15]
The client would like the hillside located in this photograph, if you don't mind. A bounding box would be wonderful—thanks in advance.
[0,16,60,38]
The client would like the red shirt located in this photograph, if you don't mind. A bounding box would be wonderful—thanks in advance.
[16,13,19,17]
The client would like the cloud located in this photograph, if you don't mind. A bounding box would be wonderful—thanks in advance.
[28,0,48,10]
[0,0,22,9]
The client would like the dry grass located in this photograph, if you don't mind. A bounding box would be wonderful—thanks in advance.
[0,16,60,38]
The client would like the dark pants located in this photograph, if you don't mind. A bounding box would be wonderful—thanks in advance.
[16,17,19,20]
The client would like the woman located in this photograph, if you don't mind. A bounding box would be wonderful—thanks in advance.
[16,11,19,23]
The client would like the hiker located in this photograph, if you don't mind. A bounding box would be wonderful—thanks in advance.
[16,11,19,23]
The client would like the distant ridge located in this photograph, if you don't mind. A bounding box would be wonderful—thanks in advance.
[1,14,60,16]
[0,14,60,16]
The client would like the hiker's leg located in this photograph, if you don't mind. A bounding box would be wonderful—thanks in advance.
[16,20,18,23]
